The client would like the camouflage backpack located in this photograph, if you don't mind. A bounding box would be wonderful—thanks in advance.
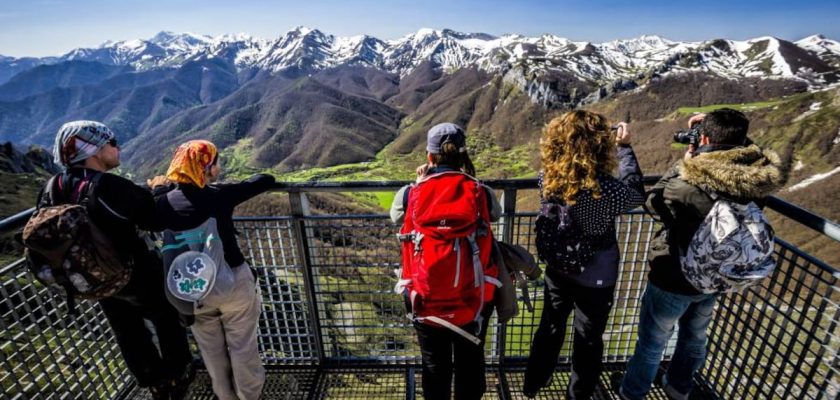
[21,173,131,308]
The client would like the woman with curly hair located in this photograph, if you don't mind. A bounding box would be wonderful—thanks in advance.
[523,110,645,399]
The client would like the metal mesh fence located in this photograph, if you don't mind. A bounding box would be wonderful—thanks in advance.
[273,210,669,366]
[303,216,414,363]
[0,186,838,399]
[237,218,319,365]
[701,239,840,399]
[0,260,131,400]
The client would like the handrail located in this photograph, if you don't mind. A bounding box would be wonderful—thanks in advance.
[266,176,663,191]
[1,177,838,245]
[765,196,840,243]
[0,207,35,233]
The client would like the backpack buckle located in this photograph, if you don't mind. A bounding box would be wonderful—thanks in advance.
[412,232,424,254]
[396,231,424,254]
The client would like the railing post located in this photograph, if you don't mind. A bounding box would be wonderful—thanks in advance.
[289,190,326,363]
[500,189,517,244]
[496,188,517,366]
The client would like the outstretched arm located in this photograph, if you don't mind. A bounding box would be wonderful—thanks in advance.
[215,174,276,208]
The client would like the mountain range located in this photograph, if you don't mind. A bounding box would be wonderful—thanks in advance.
[5,28,839,85]
[0,28,838,171]
[0,27,839,264]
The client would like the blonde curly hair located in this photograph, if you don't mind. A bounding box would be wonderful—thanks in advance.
[541,110,616,204]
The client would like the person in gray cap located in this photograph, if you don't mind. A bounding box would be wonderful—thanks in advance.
[390,122,501,400]
[40,120,193,399]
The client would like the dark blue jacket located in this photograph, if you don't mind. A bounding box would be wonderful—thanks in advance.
[539,144,645,288]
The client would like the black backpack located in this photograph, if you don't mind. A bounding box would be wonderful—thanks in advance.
[534,201,598,275]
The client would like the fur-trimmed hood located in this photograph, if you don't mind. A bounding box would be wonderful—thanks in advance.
[678,144,787,199]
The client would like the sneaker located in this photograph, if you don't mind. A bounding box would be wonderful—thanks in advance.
[661,375,689,400]
[662,384,689,400]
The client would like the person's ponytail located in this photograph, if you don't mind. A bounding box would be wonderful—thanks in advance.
[431,142,476,177]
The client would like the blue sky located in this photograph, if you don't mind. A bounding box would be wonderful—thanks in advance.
[2,0,839,57]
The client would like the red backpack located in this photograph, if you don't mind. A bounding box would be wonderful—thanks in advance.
[396,172,499,344]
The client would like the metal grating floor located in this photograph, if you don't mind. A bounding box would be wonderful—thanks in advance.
[123,364,715,399]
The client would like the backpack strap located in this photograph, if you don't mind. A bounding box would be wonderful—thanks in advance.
[38,174,63,209]
[47,170,103,209]
[402,186,411,211]
[418,316,482,345]
[74,171,103,210]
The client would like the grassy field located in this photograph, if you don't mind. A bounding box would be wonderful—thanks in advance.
[676,99,788,114]
[222,135,538,211]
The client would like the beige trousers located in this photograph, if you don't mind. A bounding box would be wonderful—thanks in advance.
[192,264,265,400]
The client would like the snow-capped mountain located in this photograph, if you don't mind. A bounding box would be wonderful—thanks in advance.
[664,36,837,81]
[61,31,213,69]
[797,34,840,56]
[796,34,840,68]
[2,28,839,87]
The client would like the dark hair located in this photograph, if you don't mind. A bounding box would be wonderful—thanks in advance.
[430,142,476,177]
[701,108,749,146]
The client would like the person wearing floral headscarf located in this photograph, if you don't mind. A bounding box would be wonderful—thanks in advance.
[165,139,219,188]
[152,140,275,400]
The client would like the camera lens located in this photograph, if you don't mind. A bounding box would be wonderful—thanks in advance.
[673,127,700,145]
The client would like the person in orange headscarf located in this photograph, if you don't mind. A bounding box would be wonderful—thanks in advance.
[152,140,275,400]
[166,139,219,188]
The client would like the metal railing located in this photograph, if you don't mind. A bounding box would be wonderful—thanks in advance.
[0,179,838,399]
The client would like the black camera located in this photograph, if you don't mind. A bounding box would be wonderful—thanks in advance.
[673,125,702,146]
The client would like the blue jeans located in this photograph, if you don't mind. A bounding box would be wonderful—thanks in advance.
[620,283,716,399]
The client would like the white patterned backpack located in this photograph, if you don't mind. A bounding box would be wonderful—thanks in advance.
[680,197,776,294]
[159,189,236,315]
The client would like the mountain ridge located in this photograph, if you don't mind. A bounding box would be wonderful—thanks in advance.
[1,28,838,181]
[2,29,838,86]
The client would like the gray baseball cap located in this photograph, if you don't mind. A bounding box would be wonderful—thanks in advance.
[426,123,466,154]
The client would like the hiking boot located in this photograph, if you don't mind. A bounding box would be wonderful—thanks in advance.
[522,375,553,398]
[148,382,171,400]
[169,363,197,400]
[609,372,631,400]
[522,387,538,398]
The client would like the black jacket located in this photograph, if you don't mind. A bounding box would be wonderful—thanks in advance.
[153,174,276,268]
[646,144,786,294]
[539,144,645,288]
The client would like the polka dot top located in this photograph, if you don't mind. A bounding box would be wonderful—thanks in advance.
[539,145,645,245]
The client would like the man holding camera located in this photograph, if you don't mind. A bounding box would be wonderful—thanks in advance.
[618,108,786,400]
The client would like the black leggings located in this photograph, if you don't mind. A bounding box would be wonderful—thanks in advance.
[524,273,615,399]
[413,309,492,400]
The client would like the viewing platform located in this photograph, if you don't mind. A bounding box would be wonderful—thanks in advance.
[1,179,838,399]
